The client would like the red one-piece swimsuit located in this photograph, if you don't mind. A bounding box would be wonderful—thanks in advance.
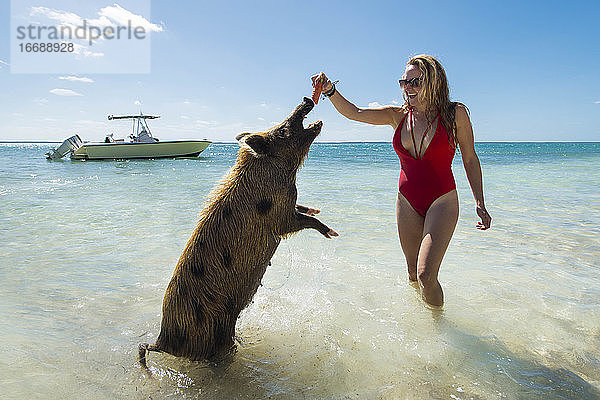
[392,111,456,217]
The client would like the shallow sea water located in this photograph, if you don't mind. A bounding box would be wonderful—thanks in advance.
[0,142,599,399]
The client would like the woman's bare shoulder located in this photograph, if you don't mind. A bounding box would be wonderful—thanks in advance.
[387,106,407,127]
[454,103,471,126]
[454,102,469,112]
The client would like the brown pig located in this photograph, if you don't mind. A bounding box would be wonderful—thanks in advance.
[139,97,338,367]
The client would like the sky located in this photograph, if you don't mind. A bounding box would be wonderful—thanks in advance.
[0,0,599,142]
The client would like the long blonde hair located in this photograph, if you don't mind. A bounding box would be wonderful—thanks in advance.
[401,54,460,146]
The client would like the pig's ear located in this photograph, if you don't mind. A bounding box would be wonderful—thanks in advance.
[235,132,252,142]
[244,134,271,156]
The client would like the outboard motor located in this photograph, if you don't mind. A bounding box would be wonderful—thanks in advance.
[45,135,83,160]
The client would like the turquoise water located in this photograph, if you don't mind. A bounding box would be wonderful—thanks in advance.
[1,142,599,399]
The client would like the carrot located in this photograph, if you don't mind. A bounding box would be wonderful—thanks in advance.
[311,76,324,104]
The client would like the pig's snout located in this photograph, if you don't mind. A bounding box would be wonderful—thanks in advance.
[286,98,318,132]
[300,97,315,116]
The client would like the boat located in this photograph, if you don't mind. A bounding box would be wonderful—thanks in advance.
[46,114,211,160]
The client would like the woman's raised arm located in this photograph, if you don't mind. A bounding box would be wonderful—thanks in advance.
[312,72,401,128]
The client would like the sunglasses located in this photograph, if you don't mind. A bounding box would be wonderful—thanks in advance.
[398,77,422,88]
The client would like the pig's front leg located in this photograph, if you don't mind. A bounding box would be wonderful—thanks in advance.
[284,211,339,238]
[295,204,320,216]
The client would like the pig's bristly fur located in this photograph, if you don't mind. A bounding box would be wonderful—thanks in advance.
[140,98,334,366]
[157,150,295,360]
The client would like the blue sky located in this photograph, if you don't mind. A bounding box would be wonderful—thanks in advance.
[1,0,599,142]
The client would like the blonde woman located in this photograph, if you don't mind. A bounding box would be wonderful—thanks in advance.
[313,55,491,306]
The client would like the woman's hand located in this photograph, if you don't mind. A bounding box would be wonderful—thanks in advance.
[311,72,333,93]
[476,205,492,230]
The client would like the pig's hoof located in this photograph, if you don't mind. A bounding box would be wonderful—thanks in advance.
[325,229,339,238]
[306,207,320,216]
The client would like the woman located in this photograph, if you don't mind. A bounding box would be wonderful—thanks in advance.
[313,54,491,307]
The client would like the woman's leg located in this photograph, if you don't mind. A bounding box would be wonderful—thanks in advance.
[418,190,459,306]
[396,192,425,282]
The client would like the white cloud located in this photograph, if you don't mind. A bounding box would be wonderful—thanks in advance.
[134,100,142,106]
[29,4,163,52]
[70,42,104,58]
[391,100,399,105]
[58,76,94,83]
[31,6,83,26]
[180,115,190,119]
[368,101,383,108]
[195,120,218,126]
[595,101,600,104]
[50,88,83,96]
[98,4,164,32]
[34,97,49,105]
[257,117,265,121]
[31,4,163,32]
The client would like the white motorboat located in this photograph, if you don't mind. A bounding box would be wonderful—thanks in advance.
[46,114,211,160]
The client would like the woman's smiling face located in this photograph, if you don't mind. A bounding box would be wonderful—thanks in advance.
[401,64,423,105]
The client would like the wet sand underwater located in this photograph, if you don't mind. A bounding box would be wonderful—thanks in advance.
[1,142,599,399]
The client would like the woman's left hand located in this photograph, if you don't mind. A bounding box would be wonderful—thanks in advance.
[311,72,332,93]
[476,206,492,230]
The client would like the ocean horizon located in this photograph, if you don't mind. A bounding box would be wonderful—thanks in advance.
[1,141,599,399]
[1,140,600,144]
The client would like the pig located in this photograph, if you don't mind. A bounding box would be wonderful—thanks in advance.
[139,97,338,367]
